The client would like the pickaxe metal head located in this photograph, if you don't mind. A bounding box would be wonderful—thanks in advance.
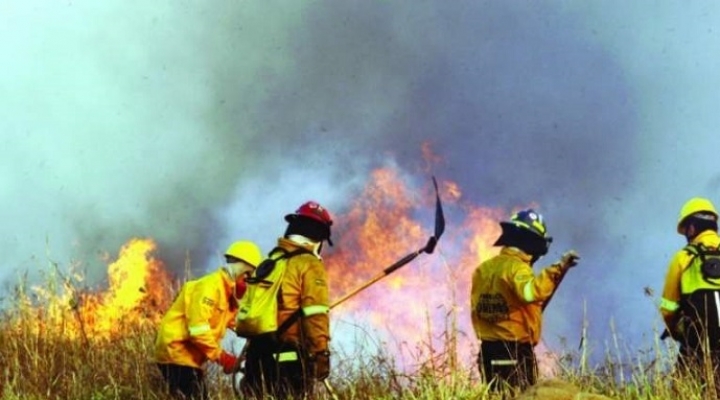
[424,236,438,254]
[424,176,445,254]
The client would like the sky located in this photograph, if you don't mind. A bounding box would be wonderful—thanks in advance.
[2,0,720,370]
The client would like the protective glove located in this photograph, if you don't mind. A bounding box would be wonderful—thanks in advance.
[217,351,239,374]
[311,350,331,381]
[559,250,580,270]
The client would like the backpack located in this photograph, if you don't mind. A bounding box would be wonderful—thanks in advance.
[234,246,310,338]
[679,243,720,349]
[686,243,720,283]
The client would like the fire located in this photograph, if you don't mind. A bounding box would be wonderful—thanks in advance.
[15,238,173,341]
[324,164,564,377]
[326,167,507,373]
[9,164,559,377]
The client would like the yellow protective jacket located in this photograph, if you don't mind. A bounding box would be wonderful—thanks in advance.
[154,268,237,368]
[470,247,565,345]
[660,230,720,333]
[274,238,330,354]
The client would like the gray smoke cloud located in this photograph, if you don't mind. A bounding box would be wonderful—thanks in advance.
[3,0,720,364]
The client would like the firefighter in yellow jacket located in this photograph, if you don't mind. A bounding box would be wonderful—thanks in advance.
[154,240,263,400]
[471,209,579,392]
[660,198,720,382]
[241,201,333,400]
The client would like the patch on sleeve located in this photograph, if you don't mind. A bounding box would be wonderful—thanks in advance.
[202,297,215,307]
[514,273,533,283]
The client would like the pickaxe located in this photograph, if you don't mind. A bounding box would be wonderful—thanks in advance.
[331,176,445,308]
[232,176,445,399]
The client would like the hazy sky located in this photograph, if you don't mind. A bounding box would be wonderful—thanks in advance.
[2,0,720,365]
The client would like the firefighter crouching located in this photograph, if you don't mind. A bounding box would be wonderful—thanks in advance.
[154,240,263,400]
[241,201,333,400]
[470,209,579,392]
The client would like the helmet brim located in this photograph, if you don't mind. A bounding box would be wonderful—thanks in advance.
[285,214,334,246]
[495,221,551,255]
[677,211,719,234]
[224,255,257,269]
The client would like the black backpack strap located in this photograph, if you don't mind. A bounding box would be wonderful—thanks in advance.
[277,309,303,337]
[268,246,312,260]
[682,244,701,272]
[251,247,311,282]
[684,243,701,257]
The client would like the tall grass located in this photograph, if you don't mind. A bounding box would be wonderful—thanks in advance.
[0,265,716,400]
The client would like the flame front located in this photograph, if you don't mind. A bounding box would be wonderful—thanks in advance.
[10,165,558,376]
[16,238,173,341]
[327,167,506,372]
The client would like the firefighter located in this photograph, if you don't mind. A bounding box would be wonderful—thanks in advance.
[660,197,720,387]
[154,240,263,400]
[241,201,333,400]
[470,209,579,393]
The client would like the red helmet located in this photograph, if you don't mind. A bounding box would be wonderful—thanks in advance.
[285,201,334,246]
[285,201,333,226]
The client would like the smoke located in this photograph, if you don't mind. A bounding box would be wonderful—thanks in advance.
[3,0,720,366]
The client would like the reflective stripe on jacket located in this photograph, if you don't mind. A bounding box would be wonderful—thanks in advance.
[660,230,720,330]
[154,268,237,368]
[470,247,563,345]
[274,238,330,354]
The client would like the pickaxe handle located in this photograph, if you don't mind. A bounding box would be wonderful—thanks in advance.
[330,247,424,309]
[330,177,444,309]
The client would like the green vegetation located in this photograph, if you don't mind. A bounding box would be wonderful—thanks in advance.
[0,268,712,399]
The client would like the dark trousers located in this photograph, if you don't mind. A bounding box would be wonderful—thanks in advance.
[478,341,537,393]
[241,337,311,400]
[156,363,208,400]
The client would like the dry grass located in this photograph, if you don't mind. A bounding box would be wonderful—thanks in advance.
[0,267,717,400]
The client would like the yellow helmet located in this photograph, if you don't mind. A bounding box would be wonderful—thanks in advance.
[677,197,718,233]
[224,241,263,268]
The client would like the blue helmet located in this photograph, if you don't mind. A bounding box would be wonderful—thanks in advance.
[495,208,553,257]
[506,209,549,239]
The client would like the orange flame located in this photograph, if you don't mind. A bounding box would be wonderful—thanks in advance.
[325,163,560,376]
[17,238,173,341]
[11,162,559,376]
[326,166,508,373]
